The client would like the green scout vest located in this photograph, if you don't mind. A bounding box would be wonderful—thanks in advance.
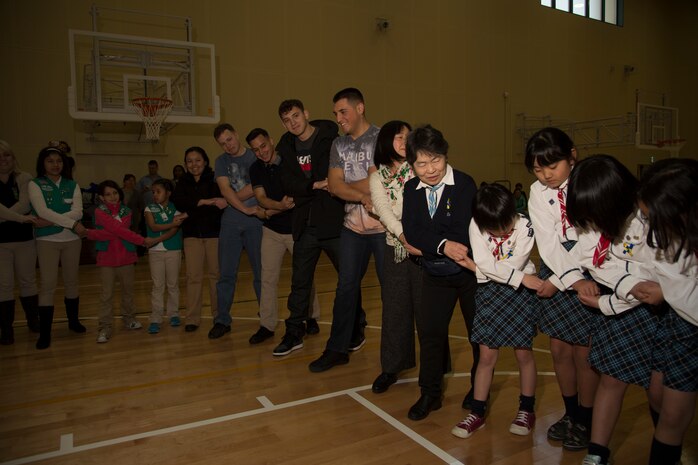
[31,177,78,237]
[95,203,136,252]
[146,202,182,250]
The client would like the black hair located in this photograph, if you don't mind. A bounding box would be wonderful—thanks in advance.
[639,158,698,261]
[245,128,270,145]
[123,173,136,183]
[98,180,124,202]
[36,147,71,178]
[213,123,235,139]
[152,178,174,193]
[332,87,364,104]
[172,165,185,177]
[406,124,449,165]
[373,120,412,168]
[473,183,518,233]
[278,99,304,117]
[183,146,210,167]
[148,159,158,166]
[566,155,638,241]
[524,127,575,171]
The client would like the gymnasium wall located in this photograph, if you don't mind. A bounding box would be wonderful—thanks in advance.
[1,0,696,189]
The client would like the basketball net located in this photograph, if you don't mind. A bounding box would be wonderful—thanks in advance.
[131,97,173,141]
[655,138,686,157]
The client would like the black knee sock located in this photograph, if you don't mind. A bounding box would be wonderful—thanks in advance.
[649,437,681,465]
[563,393,579,418]
[588,442,610,464]
[649,405,660,428]
[577,405,593,429]
[471,399,487,417]
[519,394,535,413]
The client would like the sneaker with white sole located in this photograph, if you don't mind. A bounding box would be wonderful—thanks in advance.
[509,410,535,436]
[272,333,303,356]
[125,320,142,330]
[582,454,605,465]
[96,331,109,343]
[451,413,485,438]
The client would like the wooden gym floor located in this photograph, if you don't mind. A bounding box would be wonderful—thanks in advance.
[1,253,696,465]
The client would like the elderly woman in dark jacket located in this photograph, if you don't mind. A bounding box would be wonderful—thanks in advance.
[171,147,226,332]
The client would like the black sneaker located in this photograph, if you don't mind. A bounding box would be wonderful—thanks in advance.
[305,318,320,335]
[208,323,231,339]
[272,333,303,356]
[249,326,274,344]
[563,422,590,451]
[309,350,349,373]
[547,414,574,441]
[348,335,366,351]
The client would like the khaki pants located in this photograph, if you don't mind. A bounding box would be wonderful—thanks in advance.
[148,250,182,323]
[36,239,81,306]
[0,239,38,301]
[260,227,320,331]
[183,237,219,326]
[98,264,137,334]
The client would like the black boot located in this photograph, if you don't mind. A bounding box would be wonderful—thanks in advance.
[0,300,15,345]
[65,297,86,333]
[20,295,40,333]
[36,305,54,350]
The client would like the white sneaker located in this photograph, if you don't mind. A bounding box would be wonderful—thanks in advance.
[96,331,109,343]
[125,320,142,330]
[582,455,604,465]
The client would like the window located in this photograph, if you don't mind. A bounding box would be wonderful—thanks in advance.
[541,0,623,26]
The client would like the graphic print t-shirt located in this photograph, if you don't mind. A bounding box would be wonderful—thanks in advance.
[294,128,318,179]
[329,125,384,234]
[214,148,258,219]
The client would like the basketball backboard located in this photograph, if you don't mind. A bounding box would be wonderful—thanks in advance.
[68,29,219,125]
[635,103,679,150]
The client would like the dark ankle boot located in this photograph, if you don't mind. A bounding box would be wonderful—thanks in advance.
[36,305,54,350]
[20,295,40,333]
[0,300,16,345]
[65,297,86,333]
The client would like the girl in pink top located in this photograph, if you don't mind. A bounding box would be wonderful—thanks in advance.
[86,180,159,343]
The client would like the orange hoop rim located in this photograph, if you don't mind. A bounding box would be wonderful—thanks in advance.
[655,138,686,148]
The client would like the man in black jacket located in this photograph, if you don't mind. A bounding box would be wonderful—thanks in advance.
[271,99,345,356]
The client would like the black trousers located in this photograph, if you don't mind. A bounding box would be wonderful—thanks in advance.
[415,269,479,397]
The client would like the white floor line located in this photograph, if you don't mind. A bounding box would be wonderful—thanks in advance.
[1,370,559,465]
[347,391,465,465]
[256,396,274,408]
[59,434,73,451]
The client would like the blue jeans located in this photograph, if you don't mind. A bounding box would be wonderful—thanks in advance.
[215,212,262,326]
[326,227,385,353]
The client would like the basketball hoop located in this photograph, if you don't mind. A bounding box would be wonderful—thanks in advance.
[131,97,173,141]
[655,138,686,157]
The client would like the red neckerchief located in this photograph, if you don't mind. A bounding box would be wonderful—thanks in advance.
[592,234,612,267]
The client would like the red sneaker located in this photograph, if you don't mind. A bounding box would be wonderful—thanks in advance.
[509,410,536,436]
[451,413,485,438]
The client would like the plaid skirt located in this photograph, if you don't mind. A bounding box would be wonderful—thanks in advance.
[588,304,662,388]
[538,241,602,345]
[472,281,541,348]
[652,308,698,392]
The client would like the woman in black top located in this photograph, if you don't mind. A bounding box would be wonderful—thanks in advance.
[171,147,226,332]
[0,140,39,344]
